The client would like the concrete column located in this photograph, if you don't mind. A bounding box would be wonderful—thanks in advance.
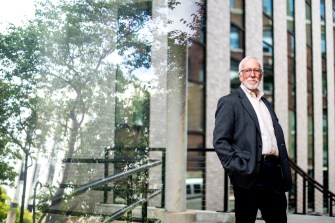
[273,0,289,146]
[6,203,18,223]
[295,0,308,214]
[149,0,168,207]
[311,0,324,214]
[165,38,187,212]
[150,0,167,149]
[325,0,335,194]
[245,0,263,61]
[205,0,230,211]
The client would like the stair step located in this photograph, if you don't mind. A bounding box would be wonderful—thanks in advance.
[194,210,235,223]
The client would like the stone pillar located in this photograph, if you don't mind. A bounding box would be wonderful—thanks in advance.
[311,0,324,214]
[165,38,188,212]
[6,202,18,223]
[150,0,168,149]
[273,0,288,141]
[245,0,263,61]
[295,0,308,213]
[325,0,335,195]
[205,0,230,211]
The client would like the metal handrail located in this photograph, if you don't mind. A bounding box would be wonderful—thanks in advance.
[102,189,161,223]
[48,159,161,205]
[289,158,335,216]
[36,157,162,223]
[185,148,335,216]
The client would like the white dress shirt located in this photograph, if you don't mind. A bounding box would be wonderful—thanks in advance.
[241,84,279,156]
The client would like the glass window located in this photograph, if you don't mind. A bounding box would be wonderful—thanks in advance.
[230,59,240,90]
[187,83,204,132]
[188,42,205,83]
[231,0,244,10]
[230,24,244,50]
[187,185,191,194]
[194,184,202,194]
[0,0,208,219]
[263,0,273,17]
[287,0,295,17]
[287,33,295,57]
[320,0,326,20]
[321,26,326,55]
[263,30,273,53]
[231,0,235,9]
[306,2,312,46]
[231,25,240,49]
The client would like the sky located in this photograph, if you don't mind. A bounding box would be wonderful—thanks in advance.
[0,0,36,29]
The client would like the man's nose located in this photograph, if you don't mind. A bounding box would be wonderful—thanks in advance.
[249,71,256,77]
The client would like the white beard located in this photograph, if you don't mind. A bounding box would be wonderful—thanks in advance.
[242,80,260,91]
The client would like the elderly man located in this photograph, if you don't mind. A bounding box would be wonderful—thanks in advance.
[213,56,292,223]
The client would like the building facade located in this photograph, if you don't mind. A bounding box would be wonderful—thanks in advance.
[5,0,335,221]
[205,0,335,214]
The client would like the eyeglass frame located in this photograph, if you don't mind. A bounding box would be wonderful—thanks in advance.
[239,68,263,76]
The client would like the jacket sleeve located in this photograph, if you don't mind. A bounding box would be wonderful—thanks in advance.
[213,97,250,174]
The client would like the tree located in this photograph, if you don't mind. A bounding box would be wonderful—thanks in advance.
[28,0,153,221]
[0,23,41,223]
[0,0,206,220]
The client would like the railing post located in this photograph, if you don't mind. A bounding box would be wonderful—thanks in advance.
[329,194,333,216]
[303,178,306,214]
[126,172,133,222]
[142,168,149,223]
[161,149,165,208]
[33,181,42,223]
[104,148,109,204]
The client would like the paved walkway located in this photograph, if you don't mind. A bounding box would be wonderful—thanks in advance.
[256,214,335,223]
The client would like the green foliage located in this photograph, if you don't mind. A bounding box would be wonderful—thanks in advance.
[15,209,33,223]
[0,187,10,220]
[0,0,204,219]
[0,23,41,186]
[34,184,56,213]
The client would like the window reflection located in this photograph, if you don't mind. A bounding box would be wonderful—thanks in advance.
[230,25,244,50]
[320,0,326,20]
[230,0,245,91]
[287,0,295,17]
[321,26,326,55]
[263,0,274,104]
[0,0,207,219]
[263,0,273,16]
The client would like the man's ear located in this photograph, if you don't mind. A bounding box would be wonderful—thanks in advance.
[238,73,243,82]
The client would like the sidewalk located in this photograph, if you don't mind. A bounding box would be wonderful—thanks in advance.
[256,214,335,223]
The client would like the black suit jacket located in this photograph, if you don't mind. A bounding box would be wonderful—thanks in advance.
[213,87,292,191]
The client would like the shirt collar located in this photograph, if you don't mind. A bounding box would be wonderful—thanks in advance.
[240,84,264,100]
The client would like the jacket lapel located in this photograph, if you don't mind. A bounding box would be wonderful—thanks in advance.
[236,87,261,134]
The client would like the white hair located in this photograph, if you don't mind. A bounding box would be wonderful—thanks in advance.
[238,56,263,73]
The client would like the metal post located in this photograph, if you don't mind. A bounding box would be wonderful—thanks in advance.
[303,178,306,214]
[142,169,148,223]
[20,151,29,223]
[161,150,165,208]
[141,147,149,223]
[104,148,109,203]
[329,194,333,216]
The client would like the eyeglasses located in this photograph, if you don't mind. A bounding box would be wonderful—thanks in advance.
[240,68,263,76]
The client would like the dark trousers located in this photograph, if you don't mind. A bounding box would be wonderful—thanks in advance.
[233,158,288,223]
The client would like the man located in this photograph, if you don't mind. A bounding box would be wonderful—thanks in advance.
[213,56,292,223]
